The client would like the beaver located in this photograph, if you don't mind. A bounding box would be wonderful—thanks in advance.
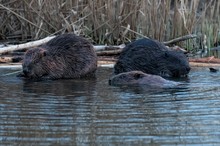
[114,38,190,78]
[19,33,97,80]
[109,71,179,88]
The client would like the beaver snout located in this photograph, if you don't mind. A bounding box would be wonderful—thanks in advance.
[23,68,31,76]
[186,66,191,72]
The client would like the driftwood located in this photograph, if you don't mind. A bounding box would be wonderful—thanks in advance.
[0,34,197,54]
[189,56,220,64]
[189,56,220,67]
[98,56,118,62]
[0,36,55,54]
[94,44,125,51]
[0,57,12,63]
[0,56,23,63]
[97,49,123,56]
[190,62,220,67]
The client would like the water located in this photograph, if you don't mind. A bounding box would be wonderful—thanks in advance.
[0,66,220,145]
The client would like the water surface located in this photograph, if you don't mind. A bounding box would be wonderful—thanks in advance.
[0,67,220,145]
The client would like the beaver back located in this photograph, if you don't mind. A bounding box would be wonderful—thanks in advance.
[22,34,97,79]
[114,38,190,78]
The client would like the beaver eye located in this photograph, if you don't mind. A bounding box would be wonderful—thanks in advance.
[164,52,169,57]
[43,51,47,57]
[40,50,47,57]
[134,73,141,79]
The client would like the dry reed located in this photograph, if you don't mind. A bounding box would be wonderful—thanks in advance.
[0,0,219,50]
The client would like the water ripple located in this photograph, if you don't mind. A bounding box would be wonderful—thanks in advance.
[1,67,220,145]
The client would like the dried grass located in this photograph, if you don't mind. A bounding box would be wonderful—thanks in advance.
[0,0,219,48]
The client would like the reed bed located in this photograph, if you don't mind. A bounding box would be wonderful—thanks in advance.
[0,0,219,50]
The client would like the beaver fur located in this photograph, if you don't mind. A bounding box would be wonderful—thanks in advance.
[109,71,179,88]
[20,33,97,80]
[114,38,190,78]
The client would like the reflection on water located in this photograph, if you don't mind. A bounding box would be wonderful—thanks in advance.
[1,67,220,145]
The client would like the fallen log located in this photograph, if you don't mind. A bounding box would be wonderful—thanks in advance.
[98,57,118,62]
[0,36,56,54]
[96,49,123,56]
[0,57,12,63]
[189,56,220,64]
[94,44,125,52]
[0,34,197,54]
[189,56,220,67]
[0,56,23,63]
[189,62,220,67]
[0,36,125,54]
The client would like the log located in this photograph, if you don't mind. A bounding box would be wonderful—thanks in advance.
[0,57,12,63]
[189,56,220,64]
[0,36,125,54]
[98,57,118,62]
[0,56,23,63]
[94,44,125,52]
[189,56,220,67]
[96,49,123,56]
[0,34,197,55]
[189,62,220,67]
[0,36,56,54]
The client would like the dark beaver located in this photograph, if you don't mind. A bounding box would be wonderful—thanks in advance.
[114,38,190,78]
[109,71,179,88]
[20,33,97,80]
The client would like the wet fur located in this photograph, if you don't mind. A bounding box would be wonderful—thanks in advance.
[20,34,97,80]
[109,71,179,88]
[114,38,190,77]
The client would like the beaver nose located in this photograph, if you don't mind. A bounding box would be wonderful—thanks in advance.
[186,67,191,72]
[23,68,30,76]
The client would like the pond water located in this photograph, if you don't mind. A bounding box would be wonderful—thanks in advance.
[0,66,220,145]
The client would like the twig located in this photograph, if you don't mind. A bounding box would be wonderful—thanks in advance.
[163,34,198,45]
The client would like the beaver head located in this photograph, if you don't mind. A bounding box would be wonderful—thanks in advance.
[22,47,49,79]
[109,71,179,88]
[155,50,191,77]
[109,71,146,85]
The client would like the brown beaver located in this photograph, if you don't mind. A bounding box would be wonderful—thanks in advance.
[114,38,190,78]
[109,71,179,88]
[19,33,97,80]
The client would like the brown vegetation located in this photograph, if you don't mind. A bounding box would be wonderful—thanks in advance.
[0,0,219,50]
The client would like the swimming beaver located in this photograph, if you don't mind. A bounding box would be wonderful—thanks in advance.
[114,38,190,78]
[109,71,179,88]
[19,33,97,80]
